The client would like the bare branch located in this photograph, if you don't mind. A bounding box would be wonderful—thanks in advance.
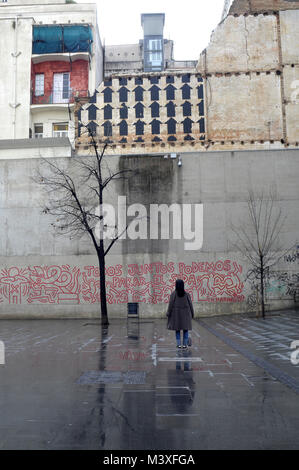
[102,169,133,189]
[104,225,129,256]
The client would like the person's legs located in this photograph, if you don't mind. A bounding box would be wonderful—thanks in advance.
[183,330,189,347]
[175,330,181,347]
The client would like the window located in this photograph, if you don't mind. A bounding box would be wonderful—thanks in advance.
[149,39,162,52]
[35,74,44,96]
[34,124,43,138]
[149,51,162,66]
[148,39,162,66]
[53,123,68,138]
[144,37,163,72]
[149,40,161,49]
[53,73,70,103]
[62,73,70,100]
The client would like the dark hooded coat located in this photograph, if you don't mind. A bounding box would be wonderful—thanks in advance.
[166,291,194,331]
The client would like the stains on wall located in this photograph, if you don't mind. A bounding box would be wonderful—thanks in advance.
[119,154,174,255]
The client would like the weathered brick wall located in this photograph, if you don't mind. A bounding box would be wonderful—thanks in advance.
[32,60,89,104]
[229,0,299,15]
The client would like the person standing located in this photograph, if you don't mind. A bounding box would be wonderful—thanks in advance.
[166,279,194,349]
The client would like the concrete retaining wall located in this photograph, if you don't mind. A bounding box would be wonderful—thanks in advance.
[0,148,298,318]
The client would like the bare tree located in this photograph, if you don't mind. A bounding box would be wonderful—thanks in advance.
[36,127,131,325]
[230,189,288,319]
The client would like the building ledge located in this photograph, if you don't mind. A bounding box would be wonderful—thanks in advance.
[0,137,72,150]
[31,103,75,112]
[0,137,73,160]
[32,52,90,65]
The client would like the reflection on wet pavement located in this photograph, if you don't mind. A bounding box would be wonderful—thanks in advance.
[0,315,298,449]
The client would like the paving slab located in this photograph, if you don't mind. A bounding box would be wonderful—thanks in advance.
[198,310,299,388]
[0,315,298,449]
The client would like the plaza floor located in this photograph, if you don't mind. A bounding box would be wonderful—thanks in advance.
[0,311,298,450]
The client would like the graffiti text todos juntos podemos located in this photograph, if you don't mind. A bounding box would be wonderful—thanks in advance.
[0,260,244,305]
[86,260,242,276]
[86,260,245,303]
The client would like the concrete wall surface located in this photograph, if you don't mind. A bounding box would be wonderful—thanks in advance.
[0,148,298,318]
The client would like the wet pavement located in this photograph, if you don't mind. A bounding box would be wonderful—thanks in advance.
[0,312,298,450]
[198,310,299,382]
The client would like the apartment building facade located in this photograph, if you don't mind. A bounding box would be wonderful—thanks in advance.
[0,0,103,146]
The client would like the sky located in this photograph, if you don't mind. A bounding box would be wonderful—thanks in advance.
[79,0,225,60]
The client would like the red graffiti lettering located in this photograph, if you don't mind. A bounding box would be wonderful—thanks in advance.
[0,260,245,305]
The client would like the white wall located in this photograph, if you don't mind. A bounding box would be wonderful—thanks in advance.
[30,106,75,145]
[0,17,33,140]
[0,139,72,159]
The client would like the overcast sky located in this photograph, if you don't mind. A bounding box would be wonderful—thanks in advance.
[79,0,225,60]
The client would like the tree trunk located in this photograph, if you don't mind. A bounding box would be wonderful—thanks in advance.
[260,254,265,319]
[97,152,109,326]
[97,241,109,325]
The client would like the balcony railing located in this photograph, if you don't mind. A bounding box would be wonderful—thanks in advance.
[31,88,89,105]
